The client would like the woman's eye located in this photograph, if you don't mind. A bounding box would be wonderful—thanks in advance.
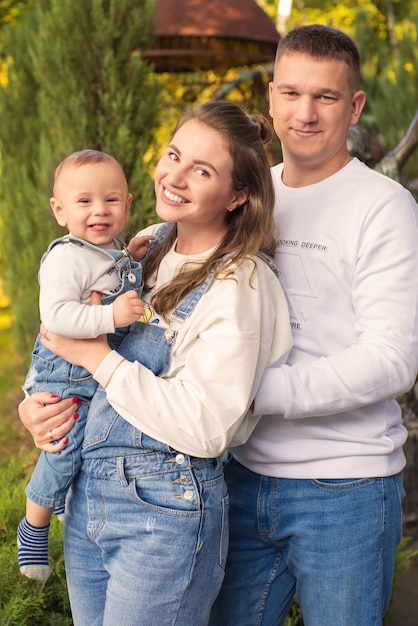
[168,151,179,161]
[196,168,209,177]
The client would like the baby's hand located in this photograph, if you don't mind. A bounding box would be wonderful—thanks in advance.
[113,291,145,327]
[128,235,154,261]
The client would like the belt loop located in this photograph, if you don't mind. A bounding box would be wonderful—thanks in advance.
[117,456,129,487]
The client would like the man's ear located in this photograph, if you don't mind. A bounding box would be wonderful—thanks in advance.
[226,187,250,212]
[351,90,367,125]
[50,197,67,227]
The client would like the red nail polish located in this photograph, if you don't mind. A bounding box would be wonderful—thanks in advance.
[63,438,69,445]
[73,413,79,420]
[72,397,81,405]
[50,394,59,399]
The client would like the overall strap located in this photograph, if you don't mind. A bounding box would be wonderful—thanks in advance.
[42,234,127,262]
[170,267,218,323]
[41,235,138,284]
[147,222,175,254]
[255,251,281,279]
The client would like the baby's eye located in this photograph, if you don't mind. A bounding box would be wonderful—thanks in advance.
[78,198,90,204]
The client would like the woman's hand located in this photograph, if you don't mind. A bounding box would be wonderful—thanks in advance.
[18,393,80,452]
[39,325,112,374]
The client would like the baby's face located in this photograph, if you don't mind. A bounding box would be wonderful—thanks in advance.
[50,161,132,245]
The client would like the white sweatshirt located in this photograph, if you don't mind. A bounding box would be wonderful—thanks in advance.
[235,158,418,478]
[39,238,122,337]
[93,224,293,458]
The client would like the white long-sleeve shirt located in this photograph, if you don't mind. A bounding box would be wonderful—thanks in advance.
[39,238,122,337]
[237,158,418,478]
[93,224,293,458]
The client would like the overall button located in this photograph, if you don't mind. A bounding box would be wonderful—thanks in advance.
[175,454,185,464]
[183,490,194,500]
[164,329,176,341]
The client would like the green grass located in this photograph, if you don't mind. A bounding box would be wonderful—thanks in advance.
[0,300,33,463]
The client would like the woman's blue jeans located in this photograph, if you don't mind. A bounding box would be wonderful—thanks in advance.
[64,454,228,626]
[209,457,404,626]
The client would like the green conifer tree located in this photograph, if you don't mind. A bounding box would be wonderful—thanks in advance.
[0,0,161,359]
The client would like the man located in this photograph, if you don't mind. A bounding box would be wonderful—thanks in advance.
[210,24,418,626]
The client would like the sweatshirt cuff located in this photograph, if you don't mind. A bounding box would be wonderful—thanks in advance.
[94,350,126,389]
[253,365,286,416]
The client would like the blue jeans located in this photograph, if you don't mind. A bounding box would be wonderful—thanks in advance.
[64,454,228,626]
[209,457,405,626]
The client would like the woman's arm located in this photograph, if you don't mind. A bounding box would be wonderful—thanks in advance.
[40,325,112,374]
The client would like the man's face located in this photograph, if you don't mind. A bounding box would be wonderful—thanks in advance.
[269,52,366,183]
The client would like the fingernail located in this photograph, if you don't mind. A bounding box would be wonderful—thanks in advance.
[63,438,69,445]
[72,397,80,405]
[95,291,102,295]
[73,413,79,420]
[50,394,59,399]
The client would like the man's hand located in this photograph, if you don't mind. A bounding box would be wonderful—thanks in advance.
[113,290,145,328]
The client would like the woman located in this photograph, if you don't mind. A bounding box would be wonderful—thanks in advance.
[19,101,292,626]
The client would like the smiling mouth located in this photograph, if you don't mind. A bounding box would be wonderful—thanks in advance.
[89,223,110,231]
[163,187,188,204]
[292,128,319,136]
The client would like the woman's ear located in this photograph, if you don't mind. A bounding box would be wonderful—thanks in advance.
[226,187,250,212]
[50,197,67,227]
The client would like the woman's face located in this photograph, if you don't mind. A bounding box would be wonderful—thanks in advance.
[154,119,247,234]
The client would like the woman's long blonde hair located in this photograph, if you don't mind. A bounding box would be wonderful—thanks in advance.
[142,101,276,318]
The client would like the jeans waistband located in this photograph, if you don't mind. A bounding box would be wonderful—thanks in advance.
[81,453,221,479]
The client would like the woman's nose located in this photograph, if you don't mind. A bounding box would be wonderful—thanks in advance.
[165,164,187,188]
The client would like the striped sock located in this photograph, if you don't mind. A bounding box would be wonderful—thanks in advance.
[17,517,51,580]
[53,504,65,522]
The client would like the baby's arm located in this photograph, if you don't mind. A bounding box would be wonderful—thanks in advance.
[128,235,154,261]
[112,291,145,328]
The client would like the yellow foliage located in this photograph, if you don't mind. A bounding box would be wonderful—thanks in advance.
[386,69,397,85]
[0,61,8,87]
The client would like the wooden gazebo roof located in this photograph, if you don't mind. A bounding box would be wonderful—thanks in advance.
[145,0,280,72]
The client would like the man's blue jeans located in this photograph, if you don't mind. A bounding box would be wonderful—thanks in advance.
[210,457,404,626]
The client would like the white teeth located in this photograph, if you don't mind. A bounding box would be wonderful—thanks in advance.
[164,188,187,203]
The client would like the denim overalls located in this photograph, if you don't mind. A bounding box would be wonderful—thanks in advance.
[24,235,143,509]
[63,227,281,626]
